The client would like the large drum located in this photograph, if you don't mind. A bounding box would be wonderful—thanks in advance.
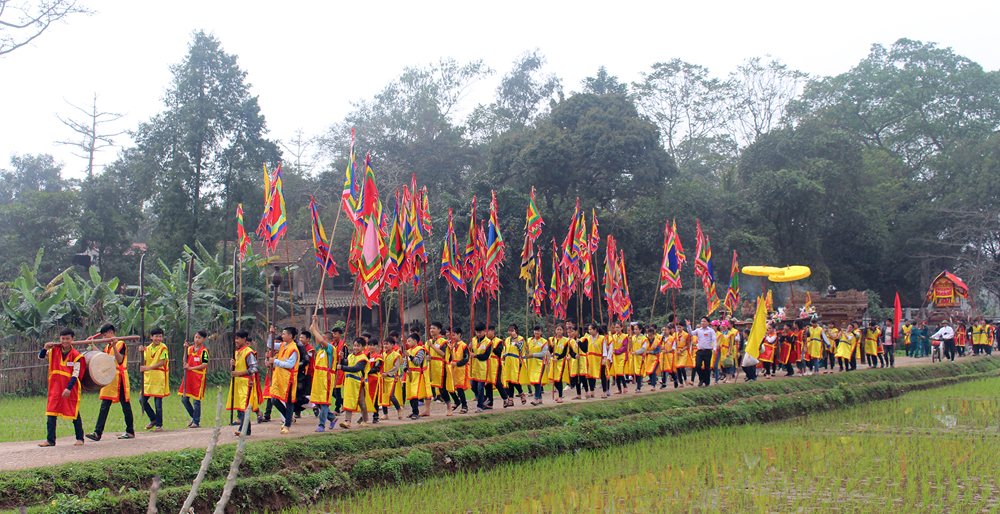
[80,350,116,391]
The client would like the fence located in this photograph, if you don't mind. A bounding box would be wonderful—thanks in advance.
[0,326,254,397]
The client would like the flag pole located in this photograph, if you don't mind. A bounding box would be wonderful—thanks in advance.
[315,206,343,332]
[284,238,295,328]
[649,290,658,326]
[423,262,430,339]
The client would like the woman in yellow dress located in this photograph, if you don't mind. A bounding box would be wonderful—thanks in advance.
[526,326,549,406]
[863,324,881,369]
[584,324,602,398]
[644,324,661,389]
[628,323,649,392]
[608,321,629,394]
[338,337,369,429]
[567,324,591,400]
[501,324,526,407]
[405,333,430,420]
[833,323,852,371]
[675,321,694,387]
[445,327,470,415]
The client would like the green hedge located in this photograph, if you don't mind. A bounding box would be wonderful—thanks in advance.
[5,357,1000,513]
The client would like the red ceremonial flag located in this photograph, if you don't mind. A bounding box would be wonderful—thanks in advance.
[309,196,338,278]
[359,215,383,307]
[440,209,465,292]
[894,292,902,341]
[236,204,249,262]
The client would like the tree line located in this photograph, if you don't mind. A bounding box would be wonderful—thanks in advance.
[4,32,1000,334]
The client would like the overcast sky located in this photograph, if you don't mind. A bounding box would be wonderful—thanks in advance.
[2,0,999,180]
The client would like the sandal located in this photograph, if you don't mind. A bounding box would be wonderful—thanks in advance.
[520,393,527,405]
[117,433,135,440]
[280,427,291,434]
[459,409,468,414]
[37,442,55,447]
[475,408,484,413]
[339,421,351,429]
[74,440,84,446]
[556,398,563,403]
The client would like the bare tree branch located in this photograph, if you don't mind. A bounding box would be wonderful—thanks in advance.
[55,92,126,178]
[0,0,92,57]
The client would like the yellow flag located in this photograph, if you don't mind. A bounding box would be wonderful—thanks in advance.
[745,294,768,359]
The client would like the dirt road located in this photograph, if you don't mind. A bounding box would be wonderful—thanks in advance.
[0,355,938,472]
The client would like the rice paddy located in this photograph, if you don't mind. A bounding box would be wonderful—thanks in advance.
[302,376,1000,514]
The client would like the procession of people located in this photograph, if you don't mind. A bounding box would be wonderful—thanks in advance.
[38,312,999,446]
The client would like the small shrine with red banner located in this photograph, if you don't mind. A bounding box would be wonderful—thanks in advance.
[922,270,975,321]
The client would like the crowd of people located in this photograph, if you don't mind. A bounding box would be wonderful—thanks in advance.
[37,314,997,445]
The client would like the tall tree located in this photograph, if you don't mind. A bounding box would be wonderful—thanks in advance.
[55,93,125,179]
[726,56,806,147]
[581,65,627,96]
[132,31,280,262]
[467,49,561,143]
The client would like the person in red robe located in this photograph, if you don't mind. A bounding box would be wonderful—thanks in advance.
[39,328,86,447]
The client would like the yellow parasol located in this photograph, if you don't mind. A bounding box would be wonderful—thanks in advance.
[742,266,783,277]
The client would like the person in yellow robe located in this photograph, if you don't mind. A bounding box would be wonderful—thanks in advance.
[86,323,135,441]
[972,318,989,356]
[266,326,301,433]
[227,329,261,436]
[39,328,85,447]
[593,324,612,398]
[485,324,505,408]
[426,322,448,413]
[567,323,592,399]
[628,323,649,392]
[644,324,662,388]
[582,323,602,398]
[469,322,492,412]
[832,323,851,371]
[609,321,629,394]
[364,338,383,424]
[715,321,738,384]
[501,324,526,407]
[445,327,470,414]
[863,324,881,368]
[659,324,676,388]
[379,337,403,421]
[525,326,549,405]
[675,321,694,386]
[138,327,169,431]
[405,333,430,419]
[338,337,369,429]
[805,319,824,375]
[548,324,570,402]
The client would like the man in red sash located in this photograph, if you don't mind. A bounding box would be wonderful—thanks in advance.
[180,330,210,428]
[39,328,86,447]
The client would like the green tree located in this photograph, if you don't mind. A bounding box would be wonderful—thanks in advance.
[131,31,280,263]
[467,49,561,143]
[581,65,627,96]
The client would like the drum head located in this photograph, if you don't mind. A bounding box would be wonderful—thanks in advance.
[82,350,116,389]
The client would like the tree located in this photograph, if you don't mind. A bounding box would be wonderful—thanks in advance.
[633,59,730,169]
[467,49,560,143]
[0,153,79,280]
[0,0,91,56]
[78,162,142,282]
[131,31,280,262]
[581,65,627,96]
[489,92,677,218]
[55,93,125,178]
[727,56,806,147]
[794,38,1000,174]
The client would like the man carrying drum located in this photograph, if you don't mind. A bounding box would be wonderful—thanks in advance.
[86,323,136,441]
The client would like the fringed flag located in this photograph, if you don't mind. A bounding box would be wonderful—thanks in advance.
[484,190,505,292]
[360,214,383,307]
[724,250,740,312]
[309,196,338,278]
[532,250,545,317]
[405,176,426,265]
[549,239,566,319]
[474,222,489,299]
[694,221,720,314]
[579,210,594,298]
[464,196,479,282]
[659,221,684,292]
[589,209,600,256]
[419,186,433,235]
[618,250,632,320]
[256,165,272,240]
[236,204,249,262]
[265,164,286,254]
[561,199,581,269]
[519,231,535,283]
[526,187,543,240]
[694,219,709,279]
[440,209,465,291]
[383,191,404,289]
[604,235,619,319]
[341,129,359,218]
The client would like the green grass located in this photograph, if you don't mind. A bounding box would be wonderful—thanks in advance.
[292,375,1000,514]
[0,387,227,443]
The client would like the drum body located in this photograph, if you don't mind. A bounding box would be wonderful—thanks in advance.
[80,350,116,391]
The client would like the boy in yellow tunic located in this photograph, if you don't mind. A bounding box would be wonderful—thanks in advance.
[379,337,404,421]
[583,323,602,398]
[644,325,661,388]
[469,322,492,412]
[227,329,261,436]
[405,333,430,419]
[864,324,881,368]
[446,327,470,414]
[39,328,86,447]
[365,339,383,424]
[338,337,370,429]
[426,322,448,412]
[138,327,169,431]
[833,323,851,371]
[307,317,337,432]
[675,322,694,387]
[484,324,505,408]
[86,323,135,441]
[716,321,738,383]
[972,318,989,356]
[805,320,824,376]
[629,323,649,392]
[526,326,549,406]
[567,323,592,399]
[267,326,300,434]
[501,324,526,407]
[660,325,678,388]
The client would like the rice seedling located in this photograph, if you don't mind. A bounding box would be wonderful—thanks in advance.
[296,376,1000,514]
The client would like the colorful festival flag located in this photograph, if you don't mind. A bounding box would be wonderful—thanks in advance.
[341,128,358,218]
[383,191,404,289]
[256,165,272,240]
[236,204,249,262]
[484,190,505,288]
[359,214,383,306]
[309,196,338,278]
[440,209,465,291]
[464,196,479,282]
[532,250,545,316]
[618,250,632,320]
[265,164,286,254]
[525,187,544,242]
[724,250,739,312]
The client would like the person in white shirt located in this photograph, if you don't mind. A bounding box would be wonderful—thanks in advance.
[930,321,956,361]
[686,317,718,387]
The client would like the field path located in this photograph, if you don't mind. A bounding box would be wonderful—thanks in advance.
[0,355,936,472]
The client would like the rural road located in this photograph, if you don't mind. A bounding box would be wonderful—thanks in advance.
[0,355,942,472]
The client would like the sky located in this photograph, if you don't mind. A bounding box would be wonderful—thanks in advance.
[2,0,999,180]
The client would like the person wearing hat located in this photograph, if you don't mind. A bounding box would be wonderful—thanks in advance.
[930,321,956,361]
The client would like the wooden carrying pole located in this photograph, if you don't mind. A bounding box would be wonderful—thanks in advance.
[71,335,141,346]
